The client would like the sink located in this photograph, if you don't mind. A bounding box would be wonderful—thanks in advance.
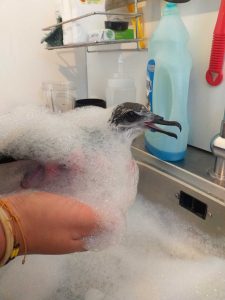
[0,135,225,299]
[137,161,225,239]
[133,135,225,238]
[0,135,224,239]
[132,136,225,237]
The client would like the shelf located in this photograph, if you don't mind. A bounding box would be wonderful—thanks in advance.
[42,11,142,31]
[46,38,146,52]
[42,9,146,52]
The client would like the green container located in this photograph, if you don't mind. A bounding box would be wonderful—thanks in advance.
[114,29,134,40]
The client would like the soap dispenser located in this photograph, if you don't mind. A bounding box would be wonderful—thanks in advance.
[106,55,136,107]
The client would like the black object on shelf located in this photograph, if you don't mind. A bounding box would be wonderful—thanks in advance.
[105,21,129,31]
[75,99,107,109]
[41,16,63,47]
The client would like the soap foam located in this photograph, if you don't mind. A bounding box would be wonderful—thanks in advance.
[1,196,225,300]
[0,105,139,249]
[1,105,225,300]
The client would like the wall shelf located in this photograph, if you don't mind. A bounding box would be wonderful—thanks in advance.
[42,11,143,31]
[42,10,146,52]
[46,38,146,52]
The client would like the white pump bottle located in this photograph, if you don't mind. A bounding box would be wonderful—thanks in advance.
[106,55,136,108]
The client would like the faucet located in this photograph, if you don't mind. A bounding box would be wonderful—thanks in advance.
[210,111,225,183]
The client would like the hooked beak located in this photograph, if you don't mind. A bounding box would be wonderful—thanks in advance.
[143,113,182,139]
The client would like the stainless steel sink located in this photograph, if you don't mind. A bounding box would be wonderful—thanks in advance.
[0,135,225,300]
[0,135,224,240]
[133,136,225,238]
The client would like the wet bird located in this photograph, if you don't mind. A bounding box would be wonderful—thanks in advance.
[0,102,181,248]
[0,102,181,191]
[109,102,181,138]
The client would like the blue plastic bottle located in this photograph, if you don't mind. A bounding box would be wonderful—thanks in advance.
[145,2,192,162]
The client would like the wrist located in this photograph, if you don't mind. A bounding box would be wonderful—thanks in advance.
[0,199,27,266]
[5,197,27,256]
[0,220,6,260]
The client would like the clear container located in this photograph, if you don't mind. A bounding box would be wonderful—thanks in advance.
[106,78,136,107]
[42,82,76,113]
[105,54,136,107]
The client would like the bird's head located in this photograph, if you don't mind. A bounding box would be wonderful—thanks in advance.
[109,102,181,139]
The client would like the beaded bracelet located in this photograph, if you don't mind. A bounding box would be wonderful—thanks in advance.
[0,206,14,266]
[0,200,27,266]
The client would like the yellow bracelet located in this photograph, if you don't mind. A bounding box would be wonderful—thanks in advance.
[0,200,27,266]
[0,206,14,266]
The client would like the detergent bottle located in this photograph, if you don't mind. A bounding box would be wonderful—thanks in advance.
[145,2,192,162]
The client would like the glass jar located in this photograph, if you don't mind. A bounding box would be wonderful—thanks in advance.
[42,81,76,113]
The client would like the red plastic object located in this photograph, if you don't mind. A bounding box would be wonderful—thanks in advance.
[206,0,225,86]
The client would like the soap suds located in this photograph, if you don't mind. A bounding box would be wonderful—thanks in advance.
[1,196,225,300]
[0,105,139,249]
[0,106,225,300]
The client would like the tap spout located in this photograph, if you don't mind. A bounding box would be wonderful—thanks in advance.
[210,111,225,182]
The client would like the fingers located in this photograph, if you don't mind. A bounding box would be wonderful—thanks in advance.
[70,201,100,238]
[4,191,102,255]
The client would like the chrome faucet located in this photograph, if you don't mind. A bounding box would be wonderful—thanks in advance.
[210,111,225,183]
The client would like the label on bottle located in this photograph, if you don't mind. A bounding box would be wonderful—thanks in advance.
[146,59,155,112]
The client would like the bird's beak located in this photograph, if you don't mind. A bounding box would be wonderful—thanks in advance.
[141,112,182,139]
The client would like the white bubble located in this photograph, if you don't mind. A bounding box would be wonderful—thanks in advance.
[0,105,139,249]
[1,195,225,299]
[85,288,105,300]
[1,106,225,300]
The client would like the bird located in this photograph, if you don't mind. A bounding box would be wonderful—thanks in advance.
[109,102,181,138]
[0,102,181,248]
[0,102,181,192]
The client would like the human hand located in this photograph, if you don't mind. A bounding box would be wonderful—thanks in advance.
[3,192,100,256]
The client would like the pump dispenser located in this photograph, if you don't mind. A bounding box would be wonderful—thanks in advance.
[118,54,124,75]
[145,1,192,162]
[106,55,136,107]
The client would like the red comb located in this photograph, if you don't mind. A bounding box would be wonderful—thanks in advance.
[206,0,225,86]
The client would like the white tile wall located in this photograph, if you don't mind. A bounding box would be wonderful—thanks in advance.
[0,0,87,114]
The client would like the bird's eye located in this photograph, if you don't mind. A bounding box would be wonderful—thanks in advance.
[124,111,140,123]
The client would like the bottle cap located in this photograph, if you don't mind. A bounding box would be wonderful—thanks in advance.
[163,2,178,15]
